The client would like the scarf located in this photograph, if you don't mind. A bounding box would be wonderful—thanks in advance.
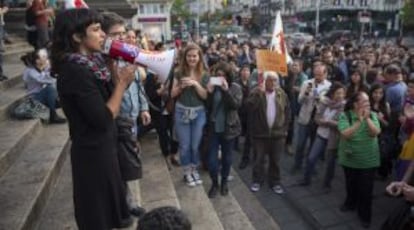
[67,53,111,82]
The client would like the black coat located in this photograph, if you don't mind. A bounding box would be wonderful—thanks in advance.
[57,63,130,230]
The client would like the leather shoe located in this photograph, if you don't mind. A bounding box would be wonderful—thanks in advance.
[130,206,146,217]
[208,184,219,198]
[49,115,67,124]
[238,160,249,170]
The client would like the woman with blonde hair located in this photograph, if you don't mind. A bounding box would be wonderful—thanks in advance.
[171,43,209,187]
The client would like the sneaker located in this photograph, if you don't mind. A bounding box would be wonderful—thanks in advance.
[250,183,261,192]
[191,170,203,185]
[272,185,284,195]
[227,175,234,182]
[184,174,196,187]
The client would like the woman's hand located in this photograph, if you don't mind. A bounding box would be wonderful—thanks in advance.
[180,77,198,88]
[386,181,406,196]
[206,82,214,93]
[220,77,229,91]
[113,63,136,87]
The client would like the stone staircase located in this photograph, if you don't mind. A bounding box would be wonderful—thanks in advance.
[0,36,71,230]
[35,133,281,230]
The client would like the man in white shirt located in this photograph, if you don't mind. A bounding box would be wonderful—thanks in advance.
[247,71,290,194]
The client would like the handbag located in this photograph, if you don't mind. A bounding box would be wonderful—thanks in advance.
[10,97,50,121]
[116,117,142,181]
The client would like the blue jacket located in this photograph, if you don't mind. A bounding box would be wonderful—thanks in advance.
[119,70,149,119]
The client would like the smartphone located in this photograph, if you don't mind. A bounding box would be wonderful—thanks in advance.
[210,77,222,86]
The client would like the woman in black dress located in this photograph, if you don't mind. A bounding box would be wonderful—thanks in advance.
[51,9,136,229]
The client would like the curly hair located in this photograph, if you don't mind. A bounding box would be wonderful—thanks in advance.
[137,206,191,230]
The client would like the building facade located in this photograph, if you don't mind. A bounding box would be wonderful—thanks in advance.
[128,0,174,42]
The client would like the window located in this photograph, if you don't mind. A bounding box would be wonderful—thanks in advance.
[139,5,144,14]
[160,4,165,13]
[153,4,159,13]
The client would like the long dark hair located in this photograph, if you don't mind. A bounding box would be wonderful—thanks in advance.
[369,83,387,114]
[51,9,102,75]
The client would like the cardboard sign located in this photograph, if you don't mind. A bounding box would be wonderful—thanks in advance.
[255,49,288,77]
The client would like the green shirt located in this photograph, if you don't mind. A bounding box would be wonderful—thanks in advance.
[337,111,380,169]
[176,73,209,107]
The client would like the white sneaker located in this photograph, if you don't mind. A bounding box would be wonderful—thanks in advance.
[250,183,261,192]
[272,185,284,195]
[184,174,196,187]
[191,170,203,185]
[227,175,234,182]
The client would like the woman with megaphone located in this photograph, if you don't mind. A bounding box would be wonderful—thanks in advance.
[51,9,135,229]
[170,43,209,187]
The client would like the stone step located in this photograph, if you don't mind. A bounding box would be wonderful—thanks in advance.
[0,61,26,90]
[170,167,224,230]
[35,153,77,230]
[0,119,42,177]
[4,44,34,63]
[199,172,256,230]
[0,124,69,230]
[0,83,27,122]
[139,135,180,210]
[228,168,282,230]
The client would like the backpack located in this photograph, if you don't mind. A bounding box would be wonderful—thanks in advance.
[10,97,50,121]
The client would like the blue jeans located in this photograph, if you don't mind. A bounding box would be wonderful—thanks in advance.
[208,132,234,180]
[293,123,311,169]
[303,135,327,182]
[33,84,58,112]
[174,105,206,168]
[323,149,337,187]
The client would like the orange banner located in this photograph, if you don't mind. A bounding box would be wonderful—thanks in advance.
[255,49,288,77]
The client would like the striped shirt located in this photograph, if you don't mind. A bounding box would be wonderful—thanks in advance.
[337,111,380,169]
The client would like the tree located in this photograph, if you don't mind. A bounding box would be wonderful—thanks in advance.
[171,0,191,25]
[401,0,414,28]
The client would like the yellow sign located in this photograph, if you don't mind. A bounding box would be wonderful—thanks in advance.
[255,49,288,77]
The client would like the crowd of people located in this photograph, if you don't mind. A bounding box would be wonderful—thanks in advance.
[12,3,414,229]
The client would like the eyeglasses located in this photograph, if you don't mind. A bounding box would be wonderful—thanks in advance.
[108,31,126,39]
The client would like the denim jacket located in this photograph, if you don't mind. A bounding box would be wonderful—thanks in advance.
[119,70,149,119]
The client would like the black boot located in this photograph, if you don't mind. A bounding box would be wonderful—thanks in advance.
[208,177,219,198]
[221,179,229,196]
[49,111,66,124]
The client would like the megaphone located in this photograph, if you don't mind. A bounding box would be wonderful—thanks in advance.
[102,39,175,83]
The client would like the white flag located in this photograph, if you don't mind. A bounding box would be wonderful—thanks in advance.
[270,11,292,64]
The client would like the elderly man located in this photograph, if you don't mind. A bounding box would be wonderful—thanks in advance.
[247,71,290,194]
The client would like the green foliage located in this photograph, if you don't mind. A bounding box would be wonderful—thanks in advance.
[171,0,191,23]
[402,1,414,27]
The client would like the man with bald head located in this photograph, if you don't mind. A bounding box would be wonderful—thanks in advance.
[247,71,290,194]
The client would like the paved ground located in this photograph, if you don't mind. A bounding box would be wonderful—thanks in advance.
[232,139,401,230]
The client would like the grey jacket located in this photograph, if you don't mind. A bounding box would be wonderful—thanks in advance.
[206,82,243,140]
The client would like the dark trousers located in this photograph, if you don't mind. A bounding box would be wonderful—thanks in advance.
[252,138,284,186]
[155,114,178,157]
[36,25,49,49]
[33,84,58,114]
[343,166,376,222]
[208,133,234,180]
